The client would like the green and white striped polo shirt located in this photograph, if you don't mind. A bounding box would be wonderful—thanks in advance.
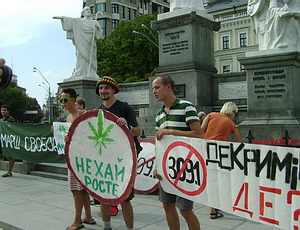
[156,98,199,131]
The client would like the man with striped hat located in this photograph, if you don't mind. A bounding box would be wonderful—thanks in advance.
[95,76,141,230]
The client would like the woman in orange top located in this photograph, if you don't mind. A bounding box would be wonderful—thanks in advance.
[201,101,242,219]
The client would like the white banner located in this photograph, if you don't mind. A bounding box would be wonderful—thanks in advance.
[53,122,71,155]
[134,138,158,194]
[65,110,137,205]
[156,135,300,230]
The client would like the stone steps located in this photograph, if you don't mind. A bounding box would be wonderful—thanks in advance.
[29,163,68,181]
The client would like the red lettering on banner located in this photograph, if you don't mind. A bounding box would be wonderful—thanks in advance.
[293,210,300,230]
[287,190,300,204]
[265,202,273,208]
[259,186,281,225]
[287,190,300,230]
[232,182,254,217]
[232,183,300,229]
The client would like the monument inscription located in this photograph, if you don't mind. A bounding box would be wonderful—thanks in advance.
[162,30,189,56]
[251,69,286,99]
[173,84,185,98]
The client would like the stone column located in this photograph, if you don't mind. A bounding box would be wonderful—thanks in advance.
[239,50,300,140]
[151,11,220,112]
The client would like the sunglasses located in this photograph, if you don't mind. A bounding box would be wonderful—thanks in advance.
[59,98,75,103]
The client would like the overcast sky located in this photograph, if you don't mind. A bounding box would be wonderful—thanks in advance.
[0,0,83,107]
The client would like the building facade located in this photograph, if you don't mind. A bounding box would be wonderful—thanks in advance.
[83,0,170,37]
[205,0,258,74]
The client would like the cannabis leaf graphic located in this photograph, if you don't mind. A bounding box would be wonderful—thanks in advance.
[87,110,115,156]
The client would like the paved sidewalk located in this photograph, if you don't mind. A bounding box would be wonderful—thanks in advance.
[0,170,279,230]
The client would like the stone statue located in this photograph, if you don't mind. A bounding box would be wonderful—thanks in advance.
[158,0,212,21]
[248,0,300,51]
[170,0,204,12]
[54,6,103,80]
[247,0,268,49]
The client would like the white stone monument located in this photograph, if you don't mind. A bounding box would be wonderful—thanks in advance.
[56,6,104,110]
[159,0,213,20]
[248,0,300,52]
[54,6,103,81]
[170,0,205,11]
[151,0,220,114]
[238,0,300,140]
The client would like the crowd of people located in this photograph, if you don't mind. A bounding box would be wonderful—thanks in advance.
[0,74,242,230]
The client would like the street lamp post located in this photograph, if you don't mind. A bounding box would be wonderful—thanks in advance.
[141,24,159,43]
[38,84,49,119]
[133,30,159,48]
[38,84,48,92]
[33,67,52,122]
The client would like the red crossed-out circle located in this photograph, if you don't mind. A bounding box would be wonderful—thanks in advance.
[162,141,207,196]
[134,138,158,194]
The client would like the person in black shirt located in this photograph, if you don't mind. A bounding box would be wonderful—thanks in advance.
[96,76,141,230]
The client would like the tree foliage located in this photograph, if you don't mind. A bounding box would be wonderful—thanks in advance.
[97,14,159,83]
[0,81,42,122]
[0,82,28,120]
[22,97,43,123]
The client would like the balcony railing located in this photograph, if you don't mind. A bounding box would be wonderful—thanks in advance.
[214,11,248,22]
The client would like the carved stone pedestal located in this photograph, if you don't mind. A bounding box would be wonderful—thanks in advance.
[239,51,300,140]
[150,11,220,113]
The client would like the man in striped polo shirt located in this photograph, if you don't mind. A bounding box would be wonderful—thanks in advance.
[152,74,202,230]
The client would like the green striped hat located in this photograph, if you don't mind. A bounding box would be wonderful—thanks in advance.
[96,76,120,95]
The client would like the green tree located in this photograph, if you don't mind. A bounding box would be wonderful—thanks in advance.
[0,82,42,122]
[97,14,159,83]
[22,97,43,123]
[0,82,28,121]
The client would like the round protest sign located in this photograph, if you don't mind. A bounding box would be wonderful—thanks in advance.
[134,138,158,194]
[162,141,207,196]
[65,110,137,205]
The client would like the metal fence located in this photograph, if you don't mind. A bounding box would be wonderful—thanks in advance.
[246,129,300,148]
